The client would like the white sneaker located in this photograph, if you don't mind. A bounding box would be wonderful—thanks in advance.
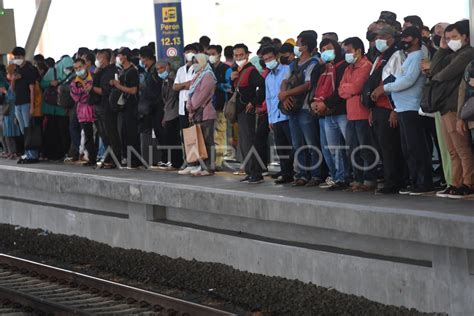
[192,170,213,177]
[178,166,199,175]
[319,177,335,189]
[190,166,203,175]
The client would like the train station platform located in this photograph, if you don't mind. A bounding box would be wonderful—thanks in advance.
[0,160,472,315]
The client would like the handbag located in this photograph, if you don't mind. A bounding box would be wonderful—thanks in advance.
[224,68,251,123]
[182,124,208,163]
[461,97,474,121]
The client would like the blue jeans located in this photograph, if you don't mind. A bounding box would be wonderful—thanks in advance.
[15,103,38,160]
[289,109,322,181]
[319,117,336,179]
[324,114,350,183]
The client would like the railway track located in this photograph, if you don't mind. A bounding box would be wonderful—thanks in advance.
[0,254,235,316]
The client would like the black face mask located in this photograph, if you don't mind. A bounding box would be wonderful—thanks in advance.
[433,35,442,47]
[366,31,377,42]
[402,41,413,50]
[280,56,290,65]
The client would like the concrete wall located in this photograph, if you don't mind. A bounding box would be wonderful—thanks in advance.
[0,165,473,315]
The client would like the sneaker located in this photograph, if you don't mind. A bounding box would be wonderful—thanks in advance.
[292,179,308,187]
[375,187,399,195]
[448,186,474,199]
[326,181,349,191]
[399,186,414,195]
[436,186,456,198]
[233,170,246,176]
[240,176,251,183]
[190,166,203,175]
[192,170,214,177]
[274,177,293,185]
[178,166,199,175]
[305,178,323,187]
[247,176,264,184]
[319,177,335,189]
[409,187,435,196]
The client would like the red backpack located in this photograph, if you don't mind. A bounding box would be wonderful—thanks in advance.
[314,60,345,102]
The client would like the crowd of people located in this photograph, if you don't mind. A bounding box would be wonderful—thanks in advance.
[1,10,474,200]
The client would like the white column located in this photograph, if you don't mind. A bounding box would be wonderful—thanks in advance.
[24,0,51,61]
[470,0,474,45]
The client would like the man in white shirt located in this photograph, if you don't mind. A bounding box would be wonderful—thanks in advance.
[174,44,198,130]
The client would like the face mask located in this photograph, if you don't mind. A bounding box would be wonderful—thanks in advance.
[12,59,23,66]
[235,59,247,67]
[402,41,413,50]
[139,60,146,69]
[375,39,389,53]
[366,31,377,42]
[321,50,336,63]
[448,39,463,52]
[64,68,72,75]
[185,52,195,62]
[158,70,169,80]
[95,60,101,68]
[209,56,219,64]
[193,64,202,72]
[294,46,302,58]
[433,35,442,47]
[116,57,122,67]
[265,59,278,70]
[422,37,431,45]
[280,56,290,65]
[345,53,356,64]
[76,69,86,77]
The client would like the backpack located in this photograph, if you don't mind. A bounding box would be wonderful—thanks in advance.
[278,58,317,115]
[109,66,138,113]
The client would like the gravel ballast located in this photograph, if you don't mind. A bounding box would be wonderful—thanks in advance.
[0,224,442,315]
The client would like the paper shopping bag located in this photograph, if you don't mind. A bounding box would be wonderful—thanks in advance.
[183,124,208,163]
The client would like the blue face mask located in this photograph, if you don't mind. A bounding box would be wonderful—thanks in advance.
[158,70,169,80]
[375,39,389,53]
[139,60,146,69]
[265,59,278,70]
[321,50,336,63]
[76,69,86,77]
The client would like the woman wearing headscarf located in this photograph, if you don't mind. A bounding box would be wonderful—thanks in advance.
[0,65,21,159]
[186,54,217,177]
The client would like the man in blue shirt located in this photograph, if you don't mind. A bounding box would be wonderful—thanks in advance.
[372,27,434,195]
[262,46,294,184]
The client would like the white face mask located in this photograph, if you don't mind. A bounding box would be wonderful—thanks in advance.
[193,63,202,72]
[375,39,389,53]
[294,46,302,58]
[235,59,247,67]
[185,52,195,62]
[209,55,219,64]
[448,39,463,52]
[12,59,23,66]
[115,56,122,67]
[94,60,101,68]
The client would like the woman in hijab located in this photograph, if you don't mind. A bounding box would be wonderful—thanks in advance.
[186,53,217,177]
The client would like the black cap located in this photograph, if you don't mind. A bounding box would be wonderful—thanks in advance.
[233,43,252,54]
[379,11,397,23]
[117,47,132,59]
[404,15,424,29]
[258,36,272,44]
[401,26,422,42]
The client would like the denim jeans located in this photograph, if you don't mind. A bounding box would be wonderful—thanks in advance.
[324,114,350,183]
[319,117,336,179]
[15,103,38,160]
[289,109,322,181]
[346,120,377,186]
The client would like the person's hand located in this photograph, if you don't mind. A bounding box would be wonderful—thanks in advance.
[389,111,398,128]
[371,86,385,102]
[456,119,467,136]
[278,91,288,102]
[283,97,294,111]
[184,81,192,90]
[50,80,59,87]
[314,101,327,115]
[421,60,431,75]
[13,73,22,80]
[231,71,239,81]
[256,106,266,115]
[0,87,6,94]
[245,103,255,113]
[110,79,120,87]
[440,33,448,49]
[368,110,374,127]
